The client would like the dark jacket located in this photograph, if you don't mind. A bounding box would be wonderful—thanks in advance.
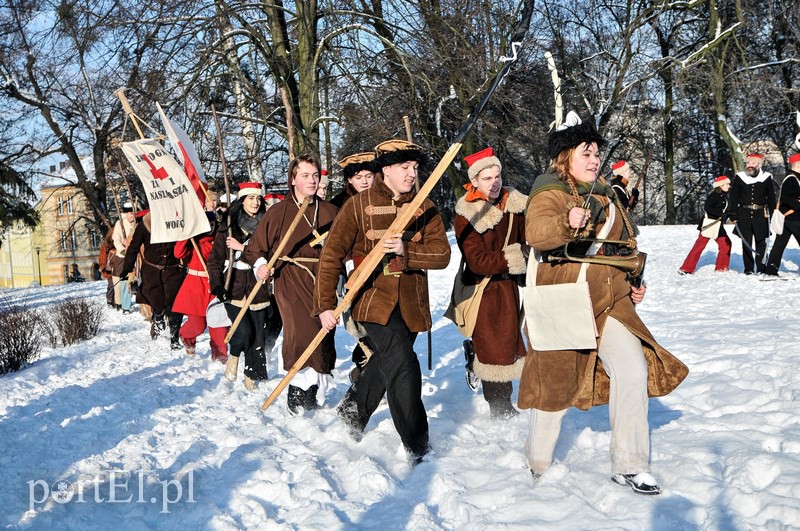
[696,188,730,237]
[777,171,800,223]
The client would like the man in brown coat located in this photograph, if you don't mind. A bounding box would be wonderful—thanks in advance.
[314,140,451,463]
[244,154,338,414]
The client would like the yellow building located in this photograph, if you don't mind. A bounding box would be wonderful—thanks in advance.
[0,160,104,288]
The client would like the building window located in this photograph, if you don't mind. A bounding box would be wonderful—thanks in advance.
[66,196,74,214]
[57,197,64,216]
[89,229,101,249]
[60,229,77,251]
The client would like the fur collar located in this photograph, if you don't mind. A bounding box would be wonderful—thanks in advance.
[735,170,772,185]
[455,187,527,234]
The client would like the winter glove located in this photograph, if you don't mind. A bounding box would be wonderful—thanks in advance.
[211,285,229,302]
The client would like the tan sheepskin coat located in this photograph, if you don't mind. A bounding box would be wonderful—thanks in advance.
[518,184,689,411]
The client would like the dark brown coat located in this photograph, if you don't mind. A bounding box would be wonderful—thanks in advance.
[121,213,184,315]
[519,185,688,412]
[313,176,451,332]
[243,197,339,374]
[454,188,528,381]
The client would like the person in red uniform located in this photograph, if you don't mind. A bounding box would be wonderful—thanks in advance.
[172,213,227,362]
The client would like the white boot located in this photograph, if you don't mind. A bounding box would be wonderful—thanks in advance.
[244,376,257,391]
[224,355,239,382]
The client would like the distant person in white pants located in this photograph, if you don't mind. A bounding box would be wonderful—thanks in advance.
[519,112,689,495]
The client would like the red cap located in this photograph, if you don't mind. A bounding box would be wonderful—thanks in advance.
[612,160,627,171]
[746,153,765,159]
[713,176,730,188]
[464,147,495,168]
[135,209,150,218]
[789,153,800,164]
[263,193,284,200]
[321,169,328,176]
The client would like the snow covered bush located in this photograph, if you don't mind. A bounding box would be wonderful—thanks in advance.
[0,303,41,375]
[52,298,103,346]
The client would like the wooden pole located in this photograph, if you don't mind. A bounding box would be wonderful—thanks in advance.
[114,88,146,139]
[261,142,463,411]
[224,197,310,344]
[211,102,236,290]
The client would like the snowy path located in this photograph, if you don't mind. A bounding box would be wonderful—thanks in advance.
[1,225,799,529]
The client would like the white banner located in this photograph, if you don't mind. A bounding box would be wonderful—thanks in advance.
[121,139,210,244]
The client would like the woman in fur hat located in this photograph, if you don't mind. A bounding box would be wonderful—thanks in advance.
[520,112,688,495]
[207,183,280,390]
[454,147,528,418]
[678,176,732,274]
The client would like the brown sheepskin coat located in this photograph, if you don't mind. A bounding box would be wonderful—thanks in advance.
[313,176,451,332]
[453,187,528,382]
[519,181,689,412]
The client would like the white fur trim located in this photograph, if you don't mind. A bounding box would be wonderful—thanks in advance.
[455,188,528,234]
[504,243,527,275]
[474,356,524,382]
[735,170,772,185]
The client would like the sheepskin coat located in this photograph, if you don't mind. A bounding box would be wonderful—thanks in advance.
[453,187,528,382]
[519,172,689,411]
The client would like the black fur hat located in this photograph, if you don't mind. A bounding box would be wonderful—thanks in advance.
[548,113,605,159]
[374,139,428,168]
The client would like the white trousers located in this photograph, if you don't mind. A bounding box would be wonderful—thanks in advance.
[524,317,650,474]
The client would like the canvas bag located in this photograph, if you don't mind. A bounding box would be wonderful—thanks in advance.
[770,175,798,236]
[700,215,722,239]
[445,214,514,338]
[523,202,617,351]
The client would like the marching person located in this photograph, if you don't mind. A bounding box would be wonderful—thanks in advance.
[520,113,688,494]
[678,176,732,274]
[120,210,185,349]
[610,160,639,211]
[314,139,451,463]
[316,169,329,200]
[329,152,378,382]
[111,202,136,313]
[729,153,776,274]
[172,213,227,362]
[454,147,527,419]
[99,227,116,307]
[244,155,338,413]
[208,183,278,390]
[765,152,800,276]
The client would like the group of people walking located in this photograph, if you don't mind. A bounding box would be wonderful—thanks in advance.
[680,150,800,276]
[96,117,700,495]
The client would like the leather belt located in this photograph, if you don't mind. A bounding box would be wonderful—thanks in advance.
[742,204,765,210]
[187,268,208,277]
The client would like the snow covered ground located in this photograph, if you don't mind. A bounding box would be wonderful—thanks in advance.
[1,225,799,530]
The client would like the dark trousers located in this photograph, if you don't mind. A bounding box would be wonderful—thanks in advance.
[263,302,283,356]
[736,221,768,273]
[225,304,268,380]
[350,306,428,456]
[766,220,800,274]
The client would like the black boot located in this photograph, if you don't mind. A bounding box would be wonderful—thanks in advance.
[287,385,304,415]
[168,312,183,350]
[304,384,320,411]
[150,312,166,340]
[483,380,518,419]
[336,387,365,441]
[463,340,480,391]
